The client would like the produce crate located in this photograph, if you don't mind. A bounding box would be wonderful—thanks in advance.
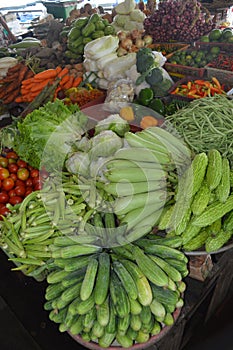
[42,1,77,20]
[205,64,233,85]
[164,61,206,79]
[148,43,190,59]
[194,41,233,54]
[168,76,228,102]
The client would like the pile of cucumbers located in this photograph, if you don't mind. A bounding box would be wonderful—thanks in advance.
[64,13,115,59]
[45,212,188,348]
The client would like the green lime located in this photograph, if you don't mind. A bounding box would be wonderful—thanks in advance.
[209,29,222,42]
[210,46,220,54]
[200,35,209,42]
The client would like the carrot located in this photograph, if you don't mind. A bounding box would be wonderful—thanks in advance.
[30,78,54,93]
[21,77,35,86]
[7,63,22,74]
[63,76,75,90]
[57,67,69,78]
[59,74,70,87]
[72,76,82,88]
[33,68,58,81]
[23,69,34,80]
[55,66,62,75]
[3,88,20,104]
[15,96,25,103]
[17,65,28,83]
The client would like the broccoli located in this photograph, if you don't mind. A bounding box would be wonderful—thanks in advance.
[145,67,163,86]
[136,47,155,74]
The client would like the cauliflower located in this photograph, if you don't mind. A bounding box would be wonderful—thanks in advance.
[129,9,146,23]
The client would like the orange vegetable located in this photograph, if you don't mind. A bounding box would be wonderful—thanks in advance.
[55,66,62,75]
[72,76,82,87]
[30,78,53,93]
[63,76,75,90]
[57,67,69,78]
[140,116,158,129]
[33,68,58,81]
[59,74,70,86]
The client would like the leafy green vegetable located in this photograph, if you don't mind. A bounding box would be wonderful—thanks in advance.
[13,99,88,171]
[94,114,130,137]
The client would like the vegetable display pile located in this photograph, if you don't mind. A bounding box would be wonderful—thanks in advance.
[158,149,233,253]
[207,52,233,71]
[170,77,226,99]
[164,95,233,166]
[143,0,215,43]
[0,61,33,105]
[0,149,45,218]
[1,90,233,348]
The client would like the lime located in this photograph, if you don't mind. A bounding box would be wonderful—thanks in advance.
[210,46,220,54]
[209,29,222,42]
[200,35,209,42]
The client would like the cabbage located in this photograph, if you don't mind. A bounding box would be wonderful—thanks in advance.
[114,14,129,27]
[124,21,144,31]
[114,0,136,15]
[94,114,130,137]
[129,9,146,23]
[103,53,136,80]
[84,35,119,60]
[65,151,90,177]
[89,130,123,160]
[96,53,118,71]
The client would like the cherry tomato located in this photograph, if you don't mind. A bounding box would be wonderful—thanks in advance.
[27,165,34,171]
[0,192,9,203]
[8,189,16,197]
[15,179,25,187]
[0,168,9,180]
[25,178,33,187]
[10,173,17,181]
[0,205,10,217]
[30,169,39,178]
[8,163,18,173]
[6,151,18,159]
[8,158,17,164]
[17,159,28,168]
[17,168,30,181]
[2,178,15,191]
[33,182,42,190]
[25,187,33,196]
[15,185,26,197]
[0,156,8,168]
[9,196,23,205]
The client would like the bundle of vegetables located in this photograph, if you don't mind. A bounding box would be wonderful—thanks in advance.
[0,99,88,171]
[158,149,233,253]
[99,125,191,241]
[15,66,82,104]
[143,0,215,43]
[170,77,226,99]
[164,95,233,166]
[116,29,153,56]
[112,0,146,32]
[64,86,105,107]
[66,13,115,60]
[9,37,42,52]
[132,47,173,97]
[44,230,187,347]
[0,61,34,105]
[83,35,136,89]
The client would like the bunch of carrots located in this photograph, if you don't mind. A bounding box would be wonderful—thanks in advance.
[170,77,226,99]
[15,66,83,104]
[0,62,33,104]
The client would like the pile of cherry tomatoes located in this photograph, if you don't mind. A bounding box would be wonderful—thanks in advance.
[0,150,48,219]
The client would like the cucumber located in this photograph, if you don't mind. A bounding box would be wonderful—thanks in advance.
[94,252,110,305]
[97,297,110,327]
[80,257,98,301]
[112,260,138,300]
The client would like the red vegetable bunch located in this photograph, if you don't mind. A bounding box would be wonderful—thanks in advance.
[0,150,49,219]
[143,0,215,43]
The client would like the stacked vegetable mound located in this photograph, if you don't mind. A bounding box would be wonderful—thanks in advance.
[143,0,215,42]
[0,101,190,347]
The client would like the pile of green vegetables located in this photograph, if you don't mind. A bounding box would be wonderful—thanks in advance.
[1,96,233,348]
[165,95,233,166]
